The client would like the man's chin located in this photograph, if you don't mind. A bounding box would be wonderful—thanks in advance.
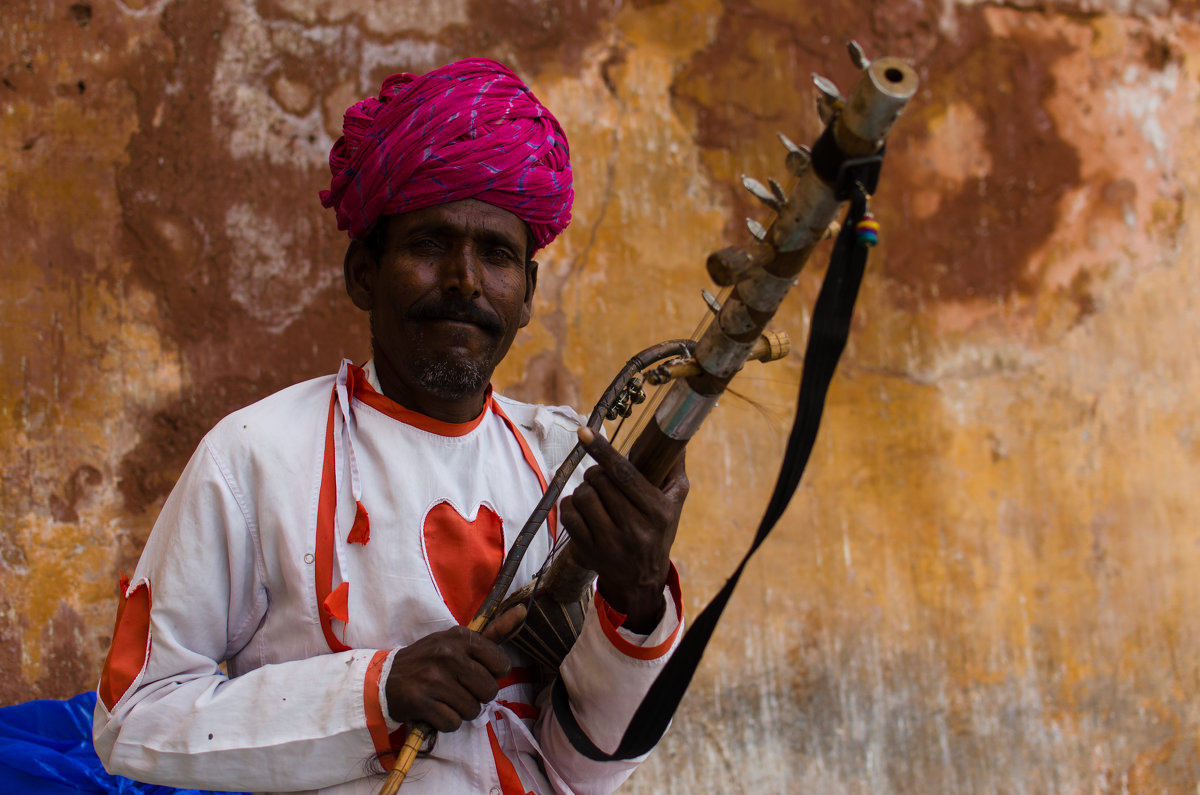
[416,358,490,402]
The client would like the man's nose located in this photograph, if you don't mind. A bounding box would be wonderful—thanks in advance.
[440,244,482,297]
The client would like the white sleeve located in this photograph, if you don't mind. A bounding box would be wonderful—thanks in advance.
[533,567,684,795]
[92,438,390,792]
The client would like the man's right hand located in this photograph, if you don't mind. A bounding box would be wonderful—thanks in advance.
[383,605,526,732]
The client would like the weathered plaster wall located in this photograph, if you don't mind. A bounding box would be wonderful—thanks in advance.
[3,0,1198,791]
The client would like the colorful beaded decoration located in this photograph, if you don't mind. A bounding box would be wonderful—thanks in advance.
[856,211,880,247]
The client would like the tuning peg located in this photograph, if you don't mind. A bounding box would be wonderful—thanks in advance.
[813,74,844,104]
[741,174,782,212]
[777,131,804,154]
[816,94,838,124]
[701,288,723,314]
[778,132,811,177]
[847,40,870,70]
[628,375,647,405]
[813,73,844,124]
[768,178,787,205]
[746,218,768,241]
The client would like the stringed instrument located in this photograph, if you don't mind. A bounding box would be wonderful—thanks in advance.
[379,41,918,794]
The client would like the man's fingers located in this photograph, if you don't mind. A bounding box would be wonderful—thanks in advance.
[661,449,690,502]
[386,623,521,729]
[461,629,511,680]
[482,604,527,644]
[561,485,618,559]
[559,495,598,557]
[436,685,487,725]
[423,701,465,733]
[575,426,660,512]
[577,427,635,483]
[455,661,502,706]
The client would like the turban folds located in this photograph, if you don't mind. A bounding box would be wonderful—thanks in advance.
[320,58,573,253]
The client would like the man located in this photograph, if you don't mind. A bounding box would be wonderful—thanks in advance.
[92,58,687,794]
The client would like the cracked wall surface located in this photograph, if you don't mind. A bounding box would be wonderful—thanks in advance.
[2,0,1199,791]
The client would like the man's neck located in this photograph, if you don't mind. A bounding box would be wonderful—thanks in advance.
[370,358,489,424]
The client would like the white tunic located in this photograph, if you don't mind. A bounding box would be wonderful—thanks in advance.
[93,360,683,795]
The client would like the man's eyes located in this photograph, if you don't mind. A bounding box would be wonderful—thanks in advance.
[408,237,443,252]
[485,246,520,264]
[403,236,519,263]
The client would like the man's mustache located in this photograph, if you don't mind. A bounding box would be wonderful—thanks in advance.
[407,297,504,334]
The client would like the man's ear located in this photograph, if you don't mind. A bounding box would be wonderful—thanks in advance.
[344,239,377,311]
[520,260,538,328]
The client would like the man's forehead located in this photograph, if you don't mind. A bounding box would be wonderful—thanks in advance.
[390,199,524,237]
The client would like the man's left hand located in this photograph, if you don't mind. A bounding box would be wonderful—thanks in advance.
[559,427,689,634]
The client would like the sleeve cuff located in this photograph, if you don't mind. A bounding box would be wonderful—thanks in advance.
[364,648,406,763]
[594,563,683,661]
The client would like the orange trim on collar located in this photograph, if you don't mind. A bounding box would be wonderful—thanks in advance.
[347,363,491,437]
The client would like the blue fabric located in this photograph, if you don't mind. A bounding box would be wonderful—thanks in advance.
[0,691,247,795]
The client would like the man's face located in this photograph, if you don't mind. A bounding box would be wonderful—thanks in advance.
[353,199,536,417]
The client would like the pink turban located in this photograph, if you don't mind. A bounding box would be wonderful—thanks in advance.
[320,58,573,253]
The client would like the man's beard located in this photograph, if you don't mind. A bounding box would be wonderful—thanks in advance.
[406,298,500,400]
[371,296,505,402]
[411,349,490,401]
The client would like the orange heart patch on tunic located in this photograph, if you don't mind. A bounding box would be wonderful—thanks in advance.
[423,501,505,626]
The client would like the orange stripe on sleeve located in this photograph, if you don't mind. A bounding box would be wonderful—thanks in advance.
[595,563,683,661]
[97,578,152,711]
[364,650,400,767]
